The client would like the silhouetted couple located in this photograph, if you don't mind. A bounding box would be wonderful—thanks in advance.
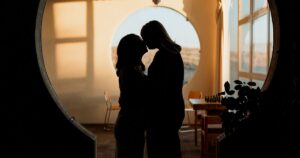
[114,20,185,158]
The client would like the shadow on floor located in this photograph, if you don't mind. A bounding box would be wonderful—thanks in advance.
[83,124,218,158]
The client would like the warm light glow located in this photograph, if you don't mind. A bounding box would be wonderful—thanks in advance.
[53,2,87,38]
[42,0,192,124]
[221,0,231,90]
[55,42,87,79]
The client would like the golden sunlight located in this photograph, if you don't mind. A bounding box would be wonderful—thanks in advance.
[53,2,87,38]
[55,42,87,79]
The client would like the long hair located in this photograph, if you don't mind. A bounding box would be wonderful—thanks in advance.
[140,20,181,53]
[116,34,145,76]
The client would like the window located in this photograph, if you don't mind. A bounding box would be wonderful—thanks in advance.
[229,0,273,88]
[111,7,200,85]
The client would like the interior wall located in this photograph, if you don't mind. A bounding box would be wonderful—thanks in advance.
[182,0,219,95]
[42,0,219,124]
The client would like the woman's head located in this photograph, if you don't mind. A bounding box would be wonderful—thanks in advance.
[116,34,147,74]
[140,20,181,53]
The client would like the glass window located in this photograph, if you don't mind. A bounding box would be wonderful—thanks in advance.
[239,0,250,19]
[229,0,238,84]
[239,23,250,72]
[253,14,268,74]
[227,0,273,89]
[254,0,268,12]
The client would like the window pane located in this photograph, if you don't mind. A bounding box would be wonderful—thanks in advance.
[229,0,238,83]
[239,0,250,19]
[253,14,268,74]
[254,0,268,12]
[239,23,250,72]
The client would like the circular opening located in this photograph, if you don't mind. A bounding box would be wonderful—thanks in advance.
[35,0,96,140]
[37,0,279,124]
[111,7,201,84]
[35,0,280,156]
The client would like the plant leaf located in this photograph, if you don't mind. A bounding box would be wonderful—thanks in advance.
[256,87,261,92]
[228,90,235,95]
[224,81,230,94]
[247,81,256,86]
[234,85,242,90]
[234,80,242,84]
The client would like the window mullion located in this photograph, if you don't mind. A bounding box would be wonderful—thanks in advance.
[251,73,267,81]
[253,7,269,19]
[239,16,251,25]
[239,72,251,79]
[249,0,253,81]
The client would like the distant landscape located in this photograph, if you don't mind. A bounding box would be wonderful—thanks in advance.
[112,47,200,84]
[231,49,271,74]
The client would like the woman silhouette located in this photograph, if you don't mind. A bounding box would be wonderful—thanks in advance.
[114,34,148,158]
[141,20,185,158]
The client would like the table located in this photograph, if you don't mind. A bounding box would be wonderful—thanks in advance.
[188,98,225,157]
[189,98,223,111]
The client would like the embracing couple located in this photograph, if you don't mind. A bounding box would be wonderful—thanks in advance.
[114,20,185,158]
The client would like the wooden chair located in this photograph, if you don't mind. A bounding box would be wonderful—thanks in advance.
[201,110,224,158]
[103,91,120,131]
[186,91,203,124]
[184,91,203,124]
[180,90,206,146]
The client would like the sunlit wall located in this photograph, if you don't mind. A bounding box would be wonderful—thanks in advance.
[42,0,219,124]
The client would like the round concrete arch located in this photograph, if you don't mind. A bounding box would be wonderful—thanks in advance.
[110,6,201,85]
[3,0,97,157]
[35,0,280,157]
[35,0,97,147]
[260,0,280,91]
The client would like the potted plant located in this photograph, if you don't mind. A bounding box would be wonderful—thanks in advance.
[218,80,262,136]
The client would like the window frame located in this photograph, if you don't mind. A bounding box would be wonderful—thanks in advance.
[237,0,272,84]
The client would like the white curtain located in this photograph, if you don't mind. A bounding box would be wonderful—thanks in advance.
[219,0,231,90]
